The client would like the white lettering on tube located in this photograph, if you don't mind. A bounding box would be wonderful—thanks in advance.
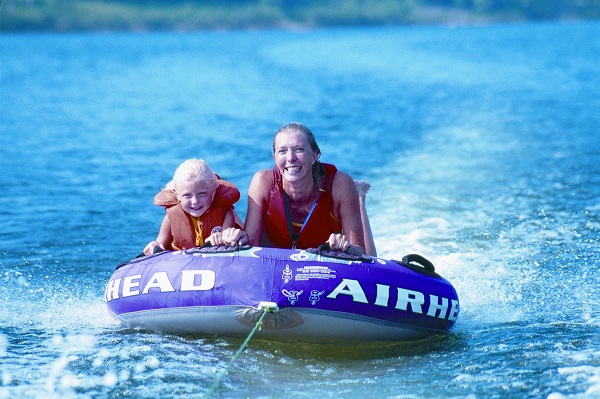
[374,284,390,307]
[122,275,141,297]
[180,270,215,291]
[105,278,121,302]
[327,279,368,304]
[142,272,175,294]
[395,288,424,314]
[426,294,449,319]
[447,299,460,321]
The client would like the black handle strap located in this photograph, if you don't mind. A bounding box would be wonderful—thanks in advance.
[401,254,436,273]
[308,242,372,262]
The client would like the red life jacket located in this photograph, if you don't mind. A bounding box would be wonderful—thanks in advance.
[154,178,240,250]
[264,163,342,249]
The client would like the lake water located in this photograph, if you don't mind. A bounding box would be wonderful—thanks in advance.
[1,20,599,399]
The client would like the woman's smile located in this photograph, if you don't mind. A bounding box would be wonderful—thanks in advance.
[274,130,317,183]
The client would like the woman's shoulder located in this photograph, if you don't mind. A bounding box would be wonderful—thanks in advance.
[249,169,274,196]
[330,169,358,199]
[251,169,274,184]
[255,168,273,177]
[331,169,354,187]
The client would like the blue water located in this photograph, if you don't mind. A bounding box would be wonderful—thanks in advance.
[1,20,599,398]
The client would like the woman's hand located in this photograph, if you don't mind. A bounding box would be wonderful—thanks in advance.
[207,228,249,247]
[326,233,350,251]
[143,241,165,255]
[326,233,365,254]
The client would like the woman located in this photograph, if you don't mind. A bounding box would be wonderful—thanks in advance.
[244,122,375,255]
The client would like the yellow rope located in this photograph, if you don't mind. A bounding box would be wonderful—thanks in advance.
[203,308,269,398]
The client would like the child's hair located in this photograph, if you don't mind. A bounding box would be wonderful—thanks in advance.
[165,158,218,194]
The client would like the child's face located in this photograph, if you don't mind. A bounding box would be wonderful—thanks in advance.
[176,180,214,217]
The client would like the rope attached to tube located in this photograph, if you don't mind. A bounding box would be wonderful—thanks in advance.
[204,302,278,398]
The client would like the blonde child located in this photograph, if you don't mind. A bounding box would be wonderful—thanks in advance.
[143,158,248,255]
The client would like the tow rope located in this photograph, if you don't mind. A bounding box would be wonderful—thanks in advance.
[204,302,279,398]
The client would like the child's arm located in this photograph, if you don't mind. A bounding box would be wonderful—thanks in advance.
[143,215,172,255]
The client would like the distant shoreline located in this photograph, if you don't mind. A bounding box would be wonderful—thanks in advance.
[1,1,599,32]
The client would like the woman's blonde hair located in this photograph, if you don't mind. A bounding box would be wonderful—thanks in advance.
[165,158,217,194]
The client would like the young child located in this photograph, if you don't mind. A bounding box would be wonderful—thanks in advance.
[143,158,248,255]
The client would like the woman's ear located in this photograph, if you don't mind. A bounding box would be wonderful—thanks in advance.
[313,151,320,164]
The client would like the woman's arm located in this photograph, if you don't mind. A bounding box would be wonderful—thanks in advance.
[244,170,272,246]
[355,180,377,257]
[330,171,366,253]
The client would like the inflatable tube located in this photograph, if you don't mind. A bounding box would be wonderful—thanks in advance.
[105,246,459,341]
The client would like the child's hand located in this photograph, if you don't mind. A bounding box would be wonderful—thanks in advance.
[143,241,165,255]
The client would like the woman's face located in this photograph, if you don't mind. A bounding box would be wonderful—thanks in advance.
[176,179,214,217]
[273,130,318,184]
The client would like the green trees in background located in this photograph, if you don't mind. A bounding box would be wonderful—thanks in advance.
[426,0,600,19]
[1,0,599,31]
[95,0,600,18]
